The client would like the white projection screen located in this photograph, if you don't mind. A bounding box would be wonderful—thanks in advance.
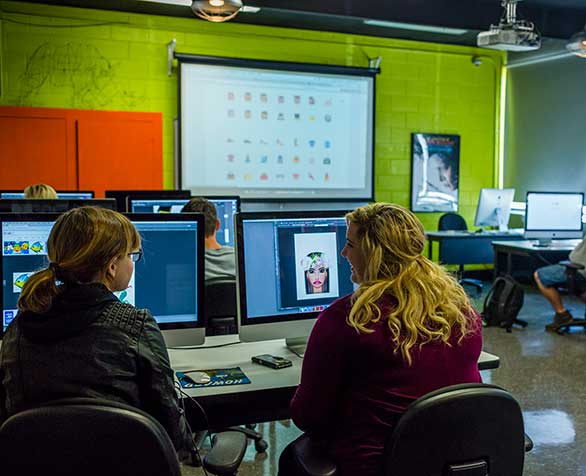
[179,56,375,201]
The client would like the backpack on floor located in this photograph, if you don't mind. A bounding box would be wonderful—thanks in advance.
[482,275,525,330]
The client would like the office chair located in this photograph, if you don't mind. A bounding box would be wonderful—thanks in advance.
[0,397,247,476]
[205,278,238,336]
[280,383,532,476]
[556,260,586,333]
[438,212,483,294]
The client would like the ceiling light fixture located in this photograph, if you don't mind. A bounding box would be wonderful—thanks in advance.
[566,23,586,58]
[363,19,467,36]
[191,0,243,22]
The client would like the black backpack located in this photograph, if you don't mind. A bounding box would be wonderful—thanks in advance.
[481,275,526,332]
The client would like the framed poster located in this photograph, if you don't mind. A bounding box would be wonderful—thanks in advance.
[411,133,460,213]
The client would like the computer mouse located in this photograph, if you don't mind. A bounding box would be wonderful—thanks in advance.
[187,371,211,385]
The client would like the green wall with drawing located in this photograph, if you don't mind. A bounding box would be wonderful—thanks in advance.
[0,1,504,231]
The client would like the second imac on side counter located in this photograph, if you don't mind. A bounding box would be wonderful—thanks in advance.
[474,188,515,231]
[236,211,353,354]
[524,192,584,246]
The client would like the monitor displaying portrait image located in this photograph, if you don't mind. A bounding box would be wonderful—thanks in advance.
[128,196,240,247]
[1,213,205,346]
[236,210,353,352]
[474,188,515,230]
[524,192,584,244]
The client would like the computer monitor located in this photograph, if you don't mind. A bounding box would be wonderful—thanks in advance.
[0,190,95,199]
[236,211,353,353]
[128,196,240,247]
[1,213,205,346]
[0,199,116,213]
[524,192,584,246]
[105,190,191,212]
[474,188,515,231]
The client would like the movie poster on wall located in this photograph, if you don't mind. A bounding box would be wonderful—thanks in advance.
[410,133,460,213]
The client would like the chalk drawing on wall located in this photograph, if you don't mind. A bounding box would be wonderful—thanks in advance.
[18,42,144,109]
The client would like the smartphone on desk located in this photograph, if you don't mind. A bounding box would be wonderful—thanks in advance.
[252,354,293,369]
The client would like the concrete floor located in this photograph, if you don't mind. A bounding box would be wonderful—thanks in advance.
[182,285,586,476]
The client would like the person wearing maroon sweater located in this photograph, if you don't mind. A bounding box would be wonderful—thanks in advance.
[279,203,482,476]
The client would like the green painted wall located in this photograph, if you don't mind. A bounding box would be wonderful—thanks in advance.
[0,1,504,231]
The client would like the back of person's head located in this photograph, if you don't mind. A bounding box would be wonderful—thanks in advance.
[18,207,141,314]
[23,183,58,199]
[181,197,217,237]
[345,202,475,364]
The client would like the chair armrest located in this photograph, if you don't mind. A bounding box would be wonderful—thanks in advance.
[291,434,339,476]
[524,433,534,453]
[203,431,247,476]
[560,260,585,270]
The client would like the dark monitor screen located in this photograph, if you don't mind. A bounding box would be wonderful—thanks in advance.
[129,196,240,247]
[0,199,116,213]
[236,211,353,343]
[1,213,205,345]
[105,190,191,212]
[0,190,95,199]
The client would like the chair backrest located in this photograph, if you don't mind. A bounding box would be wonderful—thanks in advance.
[204,279,237,334]
[438,212,468,231]
[0,397,181,476]
[382,383,525,476]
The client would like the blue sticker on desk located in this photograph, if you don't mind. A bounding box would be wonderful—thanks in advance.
[176,367,251,388]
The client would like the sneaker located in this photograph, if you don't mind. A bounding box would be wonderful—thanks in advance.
[545,310,573,332]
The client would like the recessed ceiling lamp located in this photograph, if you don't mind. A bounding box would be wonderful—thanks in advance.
[566,23,586,58]
[191,0,243,22]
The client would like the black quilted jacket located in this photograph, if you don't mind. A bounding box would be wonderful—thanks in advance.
[0,283,190,452]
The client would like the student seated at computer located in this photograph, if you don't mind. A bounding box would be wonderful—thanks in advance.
[534,237,586,331]
[0,207,192,455]
[181,197,235,281]
[23,183,58,199]
[279,203,482,476]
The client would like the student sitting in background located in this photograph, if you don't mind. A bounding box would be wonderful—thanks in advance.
[279,203,482,476]
[534,237,586,331]
[23,183,58,199]
[0,207,192,455]
[181,197,235,282]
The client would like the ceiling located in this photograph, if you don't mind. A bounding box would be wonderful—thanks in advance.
[17,0,586,47]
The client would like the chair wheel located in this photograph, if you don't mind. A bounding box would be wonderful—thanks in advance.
[254,439,268,453]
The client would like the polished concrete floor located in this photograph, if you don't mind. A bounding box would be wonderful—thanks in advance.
[181,285,586,476]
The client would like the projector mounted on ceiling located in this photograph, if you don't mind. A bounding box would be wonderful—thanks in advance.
[477,0,540,52]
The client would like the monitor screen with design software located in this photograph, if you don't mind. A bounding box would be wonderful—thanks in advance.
[1,213,205,346]
[524,192,584,245]
[236,210,353,353]
[0,190,95,200]
[128,196,240,247]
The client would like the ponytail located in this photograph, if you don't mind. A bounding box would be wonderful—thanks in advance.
[18,265,61,314]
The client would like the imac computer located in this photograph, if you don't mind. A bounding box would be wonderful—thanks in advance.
[524,192,584,246]
[0,190,95,199]
[1,213,205,346]
[105,190,191,212]
[236,210,353,354]
[128,196,240,247]
[474,188,515,231]
[0,199,116,213]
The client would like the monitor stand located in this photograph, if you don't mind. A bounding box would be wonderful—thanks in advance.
[286,336,308,356]
[533,239,552,248]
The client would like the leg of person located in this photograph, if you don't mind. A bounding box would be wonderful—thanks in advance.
[534,265,573,331]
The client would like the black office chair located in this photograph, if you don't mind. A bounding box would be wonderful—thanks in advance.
[279,383,532,476]
[205,278,238,336]
[0,397,247,476]
[438,212,483,294]
[556,260,586,333]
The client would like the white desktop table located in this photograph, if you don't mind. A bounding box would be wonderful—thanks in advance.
[170,336,500,428]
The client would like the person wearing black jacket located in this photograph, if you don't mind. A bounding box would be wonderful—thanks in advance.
[0,206,192,454]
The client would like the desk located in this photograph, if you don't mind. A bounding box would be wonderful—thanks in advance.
[170,336,500,428]
[492,240,579,278]
[426,230,523,265]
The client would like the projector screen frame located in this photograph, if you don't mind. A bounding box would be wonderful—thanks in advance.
[176,53,378,202]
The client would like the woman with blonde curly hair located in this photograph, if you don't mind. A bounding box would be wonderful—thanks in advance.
[281,203,482,476]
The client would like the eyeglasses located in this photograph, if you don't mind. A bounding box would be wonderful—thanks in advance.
[128,249,143,263]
